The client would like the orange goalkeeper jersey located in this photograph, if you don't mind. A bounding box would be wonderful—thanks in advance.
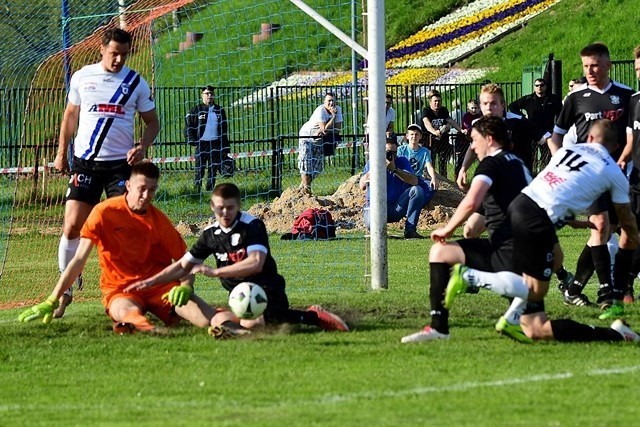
[81,195,187,296]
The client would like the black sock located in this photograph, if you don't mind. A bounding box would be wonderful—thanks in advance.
[429,262,450,334]
[613,249,634,300]
[592,244,612,287]
[629,247,640,289]
[556,267,568,281]
[550,319,622,342]
[569,245,593,294]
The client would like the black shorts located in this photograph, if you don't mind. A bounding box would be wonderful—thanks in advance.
[630,192,640,229]
[586,192,618,224]
[509,194,557,281]
[66,157,131,205]
[457,238,514,272]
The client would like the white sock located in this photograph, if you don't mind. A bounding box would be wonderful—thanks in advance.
[607,234,619,269]
[58,236,80,297]
[504,297,527,325]
[464,269,529,299]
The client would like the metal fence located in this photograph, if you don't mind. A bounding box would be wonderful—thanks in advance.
[1,58,636,195]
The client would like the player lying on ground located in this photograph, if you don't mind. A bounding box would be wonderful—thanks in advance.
[402,116,639,343]
[444,119,640,342]
[125,183,349,339]
[19,161,218,334]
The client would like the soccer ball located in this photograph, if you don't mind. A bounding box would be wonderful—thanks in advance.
[228,282,268,320]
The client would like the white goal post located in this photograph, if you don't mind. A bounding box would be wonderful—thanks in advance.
[290,0,388,290]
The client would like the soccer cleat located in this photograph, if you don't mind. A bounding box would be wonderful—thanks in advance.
[557,271,575,293]
[208,324,252,340]
[598,300,613,311]
[598,302,624,320]
[307,305,349,332]
[53,293,72,319]
[401,326,450,343]
[610,319,640,342]
[113,322,136,335]
[76,274,84,291]
[562,291,594,307]
[443,264,469,310]
[495,316,533,344]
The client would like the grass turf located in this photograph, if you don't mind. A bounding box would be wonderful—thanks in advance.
[2,227,640,426]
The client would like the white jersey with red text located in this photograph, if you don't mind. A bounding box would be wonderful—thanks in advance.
[68,63,155,161]
[522,143,630,225]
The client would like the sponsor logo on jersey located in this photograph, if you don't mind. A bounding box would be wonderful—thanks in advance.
[542,171,566,188]
[583,109,625,122]
[215,252,228,262]
[634,120,640,130]
[583,93,591,97]
[82,84,97,92]
[228,248,247,263]
[88,103,125,116]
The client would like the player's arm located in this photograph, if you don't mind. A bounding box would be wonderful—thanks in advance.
[128,108,160,165]
[431,178,489,243]
[124,256,195,292]
[446,117,465,134]
[618,131,633,170]
[195,250,267,279]
[359,171,370,190]
[54,103,80,174]
[548,132,563,155]
[19,238,94,323]
[389,158,418,186]
[456,146,478,189]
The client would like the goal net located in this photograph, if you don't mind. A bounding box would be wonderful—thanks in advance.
[0,0,368,308]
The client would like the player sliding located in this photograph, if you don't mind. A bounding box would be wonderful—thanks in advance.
[19,161,219,334]
[444,119,640,342]
[125,183,349,338]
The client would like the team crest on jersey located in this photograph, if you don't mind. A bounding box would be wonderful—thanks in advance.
[610,95,621,105]
[121,83,130,95]
[231,233,241,246]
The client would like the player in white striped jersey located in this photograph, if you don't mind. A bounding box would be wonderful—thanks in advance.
[52,28,160,317]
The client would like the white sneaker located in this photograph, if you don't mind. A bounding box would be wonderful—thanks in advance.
[401,326,450,343]
[611,319,640,342]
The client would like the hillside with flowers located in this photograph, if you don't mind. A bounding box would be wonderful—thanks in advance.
[236,0,562,103]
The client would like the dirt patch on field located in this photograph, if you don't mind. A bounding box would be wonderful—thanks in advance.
[246,173,464,235]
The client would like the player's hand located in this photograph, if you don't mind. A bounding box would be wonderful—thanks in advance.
[430,179,438,190]
[162,285,193,307]
[617,159,627,171]
[53,153,69,174]
[430,227,451,244]
[126,146,145,165]
[456,169,468,190]
[18,296,59,324]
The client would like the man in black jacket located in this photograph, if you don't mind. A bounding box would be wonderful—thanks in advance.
[185,85,230,192]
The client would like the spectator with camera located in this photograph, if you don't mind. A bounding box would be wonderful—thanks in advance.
[359,137,426,239]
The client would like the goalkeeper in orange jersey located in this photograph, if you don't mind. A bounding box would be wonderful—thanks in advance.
[19,161,218,334]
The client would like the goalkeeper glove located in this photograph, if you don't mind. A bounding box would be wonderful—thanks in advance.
[162,285,193,307]
[18,296,59,324]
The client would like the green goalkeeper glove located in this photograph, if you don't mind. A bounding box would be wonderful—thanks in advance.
[162,285,193,307]
[18,296,59,324]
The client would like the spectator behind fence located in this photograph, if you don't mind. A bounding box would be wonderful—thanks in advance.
[421,90,466,178]
[360,138,426,239]
[185,85,230,193]
[297,92,343,195]
[52,28,160,319]
[364,93,396,158]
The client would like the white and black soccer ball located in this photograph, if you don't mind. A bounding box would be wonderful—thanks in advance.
[228,282,268,320]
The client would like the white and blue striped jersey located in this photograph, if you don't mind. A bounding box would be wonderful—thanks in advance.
[67,63,155,161]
